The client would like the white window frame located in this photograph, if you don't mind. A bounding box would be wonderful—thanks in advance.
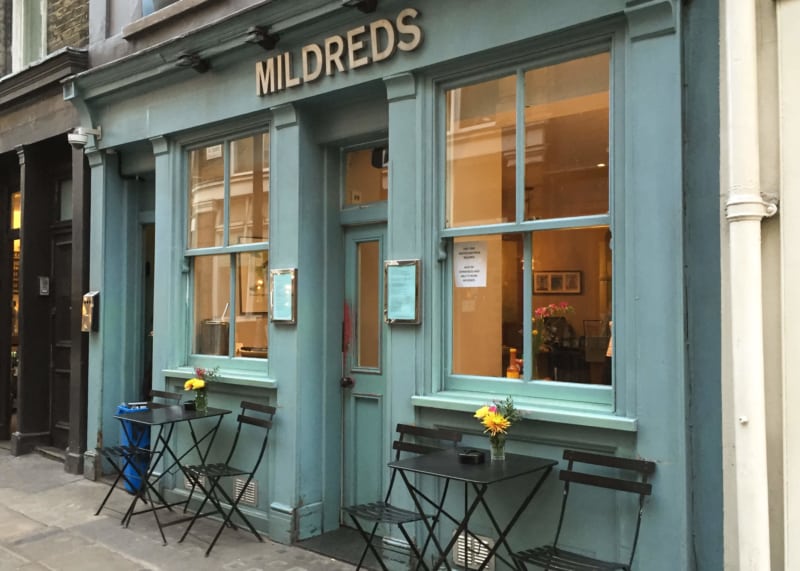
[11,0,46,72]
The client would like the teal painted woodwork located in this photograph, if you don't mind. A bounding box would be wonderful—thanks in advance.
[342,224,388,513]
[71,0,719,568]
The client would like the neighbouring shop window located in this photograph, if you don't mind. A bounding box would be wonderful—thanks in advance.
[444,51,612,391]
[142,0,180,17]
[10,0,45,73]
[58,179,72,221]
[187,131,269,359]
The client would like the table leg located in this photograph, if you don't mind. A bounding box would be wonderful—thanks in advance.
[397,470,452,571]
[181,415,225,513]
[469,466,554,571]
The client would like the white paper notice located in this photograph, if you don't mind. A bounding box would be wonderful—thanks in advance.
[454,241,487,287]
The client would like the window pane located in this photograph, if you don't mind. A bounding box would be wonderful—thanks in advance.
[452,234,523,377]
[357,240,380,368]
[188,145,224,249]
[524,53,610,220]
[234,251,268,358]
[194,255,230,356]
[229,134,269,244]
[532,226,612,383]
[142,0,178,17]
[59,179,72,221]
[343,147,388,207]
[446,74,516,228]
[10,192,20,229]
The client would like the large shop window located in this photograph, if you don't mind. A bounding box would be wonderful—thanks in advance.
[444,51,612,397]
[187,132,270,360]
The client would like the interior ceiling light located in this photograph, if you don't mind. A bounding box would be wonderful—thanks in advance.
[175,51,210,73]
[341,0,378,13]
[246,26,280,51]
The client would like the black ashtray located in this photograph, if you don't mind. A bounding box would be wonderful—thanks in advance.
[458,449,486,465]
[183,400,196,411]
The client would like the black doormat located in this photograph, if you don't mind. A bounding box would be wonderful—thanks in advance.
[296,526,381,570]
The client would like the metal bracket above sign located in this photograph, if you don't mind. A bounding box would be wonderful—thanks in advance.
[384,259,421,325]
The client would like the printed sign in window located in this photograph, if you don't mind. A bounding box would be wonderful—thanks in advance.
[454,241,487,288]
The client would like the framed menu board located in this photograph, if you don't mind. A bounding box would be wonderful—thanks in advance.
[269,268,297,324]
[383,259,421,324]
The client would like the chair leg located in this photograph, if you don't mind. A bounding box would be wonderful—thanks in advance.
[348,515,390,571]
[202,480,264,557]
[208,479,261,539]
[95,466,126,516]
[397,523,430,571]
[178,476,220,543]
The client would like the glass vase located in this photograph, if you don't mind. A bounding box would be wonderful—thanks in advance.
[194,389,208,413]
[490,438,506,461]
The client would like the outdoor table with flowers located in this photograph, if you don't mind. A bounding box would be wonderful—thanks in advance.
[109,386,231,544]
[387,398,557,570]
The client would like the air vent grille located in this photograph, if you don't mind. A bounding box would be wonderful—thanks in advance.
[233,477,258,506]
[453,532,495,571]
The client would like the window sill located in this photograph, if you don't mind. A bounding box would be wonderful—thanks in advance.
[163,367,277,390]
[411,391,637,432]
[122,0,218,40]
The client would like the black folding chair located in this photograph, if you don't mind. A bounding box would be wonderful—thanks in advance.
[178,401,276,557]
[342,424,463,571]
[512,449,656,571]
[95,389,183,517]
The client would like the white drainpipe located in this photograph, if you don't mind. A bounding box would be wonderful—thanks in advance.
[724,0,778,569]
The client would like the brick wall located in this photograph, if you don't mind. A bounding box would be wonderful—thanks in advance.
[48,0,88,52]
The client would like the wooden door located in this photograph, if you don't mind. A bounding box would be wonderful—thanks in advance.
[49,227,71,449]
[341,224,388,516]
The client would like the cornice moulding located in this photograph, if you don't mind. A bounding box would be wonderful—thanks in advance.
[0,48,89,109]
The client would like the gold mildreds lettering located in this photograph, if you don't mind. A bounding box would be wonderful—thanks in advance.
[256,58,277,95]
[396,8,422,51]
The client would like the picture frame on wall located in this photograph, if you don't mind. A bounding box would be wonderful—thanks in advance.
[533,271,582,294]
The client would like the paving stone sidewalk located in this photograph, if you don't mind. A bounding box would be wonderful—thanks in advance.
[0,449,354,571]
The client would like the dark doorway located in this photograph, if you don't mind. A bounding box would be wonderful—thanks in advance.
[50,225,72,449]
[0,156,19,442]
[141,223,155,400]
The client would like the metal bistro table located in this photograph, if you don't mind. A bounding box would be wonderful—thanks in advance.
[114,404,231,544]
[388,448,556,571]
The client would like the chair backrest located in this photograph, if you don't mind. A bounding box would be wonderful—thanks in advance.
[223,401,276,470]
[385,424,462,501]
[392,424,463,460]
[149,389,182,409]
[554,449,656,568]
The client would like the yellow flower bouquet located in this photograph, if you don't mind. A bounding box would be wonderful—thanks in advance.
[184,367,218,412]
[474,397,522,461]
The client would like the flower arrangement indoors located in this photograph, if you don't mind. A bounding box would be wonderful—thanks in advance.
[532,302,575,377]
[474,397,523,461]
[184,366,219,413]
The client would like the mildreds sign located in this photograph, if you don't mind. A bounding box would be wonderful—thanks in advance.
[256,8,422,96]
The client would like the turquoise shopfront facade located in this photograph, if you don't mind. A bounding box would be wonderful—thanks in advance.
[66,1,720,568]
